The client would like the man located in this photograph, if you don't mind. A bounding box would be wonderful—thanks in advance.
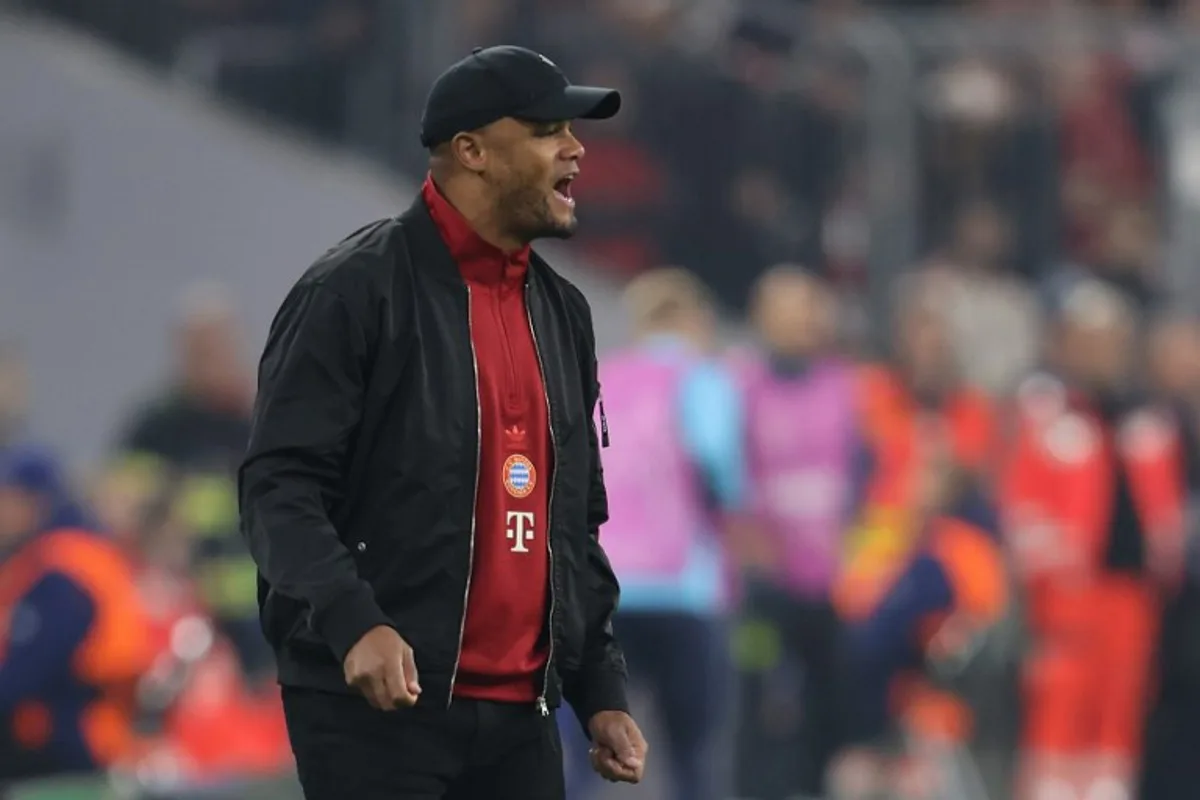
[833,451,1007,800]
[1140,312,1200,800]
[119,283,265,677]
[838,277,996,623]
[0,446,151,782]
[731,267,865,799]
[1003,281,1185,800]
[562,267,740,800]
[239,45,646,800]
[917,200,1041,397]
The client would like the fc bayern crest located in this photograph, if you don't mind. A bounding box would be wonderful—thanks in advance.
[503,454,536,498]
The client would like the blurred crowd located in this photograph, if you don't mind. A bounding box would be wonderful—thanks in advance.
[571,264,1200,800]
[8,266,1200,800]
[6,0,1200,799]
[18,0,1195,313]
[0,288,293,795]
[20,0,382,140]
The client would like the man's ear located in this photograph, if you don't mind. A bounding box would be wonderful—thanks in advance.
[451,132,487,175]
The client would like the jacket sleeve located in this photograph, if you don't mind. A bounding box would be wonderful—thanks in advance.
[239,280,393,665]
[560,291,630,730]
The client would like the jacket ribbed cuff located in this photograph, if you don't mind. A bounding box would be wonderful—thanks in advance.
[315,584,394,666]
[572,667,630,736]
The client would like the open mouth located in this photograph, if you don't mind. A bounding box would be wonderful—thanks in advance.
[553,174,576,209]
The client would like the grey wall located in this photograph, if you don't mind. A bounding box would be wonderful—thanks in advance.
[0,13,627,467]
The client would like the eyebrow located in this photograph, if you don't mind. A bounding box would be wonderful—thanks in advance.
[523,120,569,134]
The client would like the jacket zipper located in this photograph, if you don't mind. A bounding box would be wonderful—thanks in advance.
[525,283,557,717]
[447,285,482,707]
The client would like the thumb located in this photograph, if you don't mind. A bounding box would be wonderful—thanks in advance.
[402,647,421,692]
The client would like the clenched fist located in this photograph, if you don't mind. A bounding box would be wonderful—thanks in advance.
[588,710,647,784]
[343,625,421,710]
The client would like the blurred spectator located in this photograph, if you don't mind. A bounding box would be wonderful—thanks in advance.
[833,453,1007,800]
[564,267,739,800]
[0,446,151,783]
[1050,39,1156,265]
[120,284,251,465]
[835,280,997,655]
[732,267,863,799]
[1141,311,1200,800]
[1044,200,1164,317]
[920,199,1042,396]
[115,283,266,679]
[1091,200,1164,311]
[1147,312,1200,473]
[85,459,292,785]
[1003,281,1185,800]
[920,54,1058,274]
[568,58,669,275]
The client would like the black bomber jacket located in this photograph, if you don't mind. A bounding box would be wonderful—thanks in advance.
[238,196,628,726]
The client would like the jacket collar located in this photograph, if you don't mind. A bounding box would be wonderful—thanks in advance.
[397,194,470,287]
[398,193,551,290]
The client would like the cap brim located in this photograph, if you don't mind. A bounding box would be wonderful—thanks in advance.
[519,85,622,123]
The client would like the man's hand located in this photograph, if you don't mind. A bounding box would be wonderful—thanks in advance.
[587,710,647,783]
[343,625,421,710]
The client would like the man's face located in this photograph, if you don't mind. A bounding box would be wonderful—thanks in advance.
[0,486,41,548]
[898,309,951,382]
[678,304,717,351]
[1149,321,1200,398]
[955,204,1010,269]
[1062,319,1135,389]
[475,118,585,242]
[753,277,831,358]
[179,316,244,408]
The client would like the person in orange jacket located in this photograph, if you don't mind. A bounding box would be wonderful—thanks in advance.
[838,279,998,623]
[1003,280,1186,800]
[832,447,1008,799]
[0,445,152,783]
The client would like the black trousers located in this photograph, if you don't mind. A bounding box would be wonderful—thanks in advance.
[283,687,565,800]
[734,582,846,799]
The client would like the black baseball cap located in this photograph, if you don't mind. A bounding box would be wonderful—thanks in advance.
[420,45,621,149]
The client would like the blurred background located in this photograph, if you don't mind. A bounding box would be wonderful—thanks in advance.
[3,0,1200,798]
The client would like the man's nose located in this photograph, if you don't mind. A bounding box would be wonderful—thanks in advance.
[562,131,585,161]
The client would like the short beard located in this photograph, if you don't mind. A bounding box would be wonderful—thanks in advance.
[501,184,576,245]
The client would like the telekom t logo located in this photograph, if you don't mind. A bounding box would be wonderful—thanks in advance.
[506,511,535,553]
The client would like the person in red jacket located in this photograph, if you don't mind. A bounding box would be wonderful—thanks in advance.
[1002,280,1185,800]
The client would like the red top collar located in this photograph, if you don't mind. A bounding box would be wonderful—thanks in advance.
[422,175,530,286]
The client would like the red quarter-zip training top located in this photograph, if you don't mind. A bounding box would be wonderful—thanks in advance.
[423,176,552,703]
